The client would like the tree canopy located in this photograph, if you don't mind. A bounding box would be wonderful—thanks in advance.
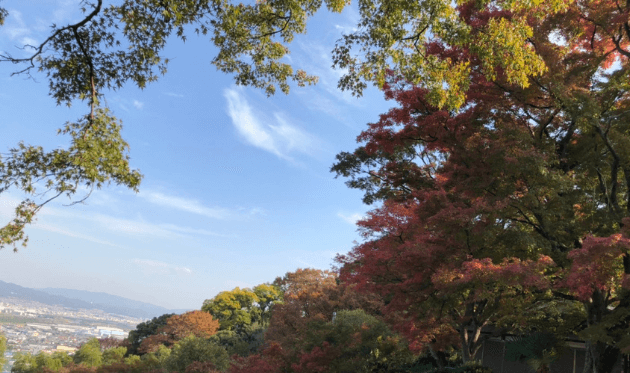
[126,313,175,355]
[201,284,282,332]
[0,0,595,249]
[4,0,630,371]
[138,311,220,353]
[331,0,630,369]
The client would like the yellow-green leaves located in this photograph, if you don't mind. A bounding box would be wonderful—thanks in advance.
[0,107,142,251]
[210,0,321,95]
[201,284,282,331]
[62,108,142,191]
[5,0,570,107]
[474,17,547,88]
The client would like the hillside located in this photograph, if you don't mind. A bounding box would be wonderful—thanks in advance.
[0,280,186,319]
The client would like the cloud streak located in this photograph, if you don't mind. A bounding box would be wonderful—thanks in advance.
[37,205,230,240]
[1,10,37,50]
[163,92,184,98]
[224,88,322,162]
[35,224,123,248]
[132,259,193,276]
[140,191,244,220]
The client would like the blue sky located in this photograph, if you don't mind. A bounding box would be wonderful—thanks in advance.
[0,0,392,310]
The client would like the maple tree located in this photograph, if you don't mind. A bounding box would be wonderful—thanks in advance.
[228,344,286,373]
[290,309,416,373]
[126,313,175,355]
[0,0,588,248]
[263,269,386,370]
[138,311,219,354]
[332,0,630,370]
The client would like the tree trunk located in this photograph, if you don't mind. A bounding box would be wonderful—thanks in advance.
[429,344,448,369]
[584,341,620,373]
[582,289,621,373]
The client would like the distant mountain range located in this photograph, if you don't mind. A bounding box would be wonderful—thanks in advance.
[0,280,188,319]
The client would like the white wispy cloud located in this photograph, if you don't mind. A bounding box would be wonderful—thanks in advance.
[37,205,229,240]
[224,88,322,162]
[163,92,184,98]
[0,194,180,245]
[337,212,364,225]
[2,10,33,50]
[334,7,359,35]
[52,0,79,24]
[20,36,38,47]
[140,191,239,220]
[159,224,231,238]
[35,224,123,248]
[174,266,192,274]
[132,259,193,276]
[133,100,144,109]
[90,214,182,238]
[334,24,358,34]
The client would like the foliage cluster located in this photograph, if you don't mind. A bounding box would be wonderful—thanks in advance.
[4,0,630,371]
[9,272,435,373]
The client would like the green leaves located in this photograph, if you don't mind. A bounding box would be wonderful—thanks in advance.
[4,0,570,109]
[164,335,230,373]
[209,0,320,95]
[332,0,558,109]
[74,338,103,367]
[0,0,578,251]
[201,284,281,331]
[473,17,546,87]
[0,107,142,251]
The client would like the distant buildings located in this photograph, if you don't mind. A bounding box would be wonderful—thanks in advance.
[0,297,139,371]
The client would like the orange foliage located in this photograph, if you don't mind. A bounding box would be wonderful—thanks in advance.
[139,311,219,353]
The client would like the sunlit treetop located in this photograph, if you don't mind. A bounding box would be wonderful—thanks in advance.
[0,0,577,109]
[2,0,630,249]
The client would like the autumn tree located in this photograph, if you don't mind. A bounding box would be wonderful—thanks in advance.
[289,309,416,373]
[0,0,584,248]
[127,313,175,355]
[263,268,383,369]
[332,0,630,370]
[228,345,285,373]
[200,284,282,356]
[139,311,219,353]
